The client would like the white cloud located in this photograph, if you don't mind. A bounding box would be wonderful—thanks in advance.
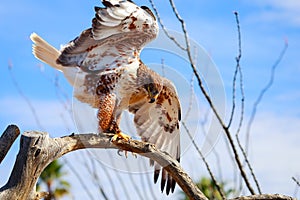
[0,96,75,135]
[244,0,300,26]
[241,111,300,195]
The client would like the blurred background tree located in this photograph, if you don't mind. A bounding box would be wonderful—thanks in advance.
[37,159,70,200]
[180,177,235,200]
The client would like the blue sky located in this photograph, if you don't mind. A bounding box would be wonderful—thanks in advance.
[1,0,300,199]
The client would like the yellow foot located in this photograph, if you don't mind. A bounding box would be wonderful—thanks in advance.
[110,132,131,142]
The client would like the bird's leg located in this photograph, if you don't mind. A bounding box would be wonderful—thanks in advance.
[97,93,130,141]
[108,121,131,142]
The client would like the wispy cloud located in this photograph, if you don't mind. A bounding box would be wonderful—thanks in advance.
[0,96,74,135]
[245,0,300,26]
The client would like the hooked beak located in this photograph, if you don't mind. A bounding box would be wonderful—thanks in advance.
[149,94,159,103]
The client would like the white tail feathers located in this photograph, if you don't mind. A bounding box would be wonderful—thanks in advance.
[30,33,63,71]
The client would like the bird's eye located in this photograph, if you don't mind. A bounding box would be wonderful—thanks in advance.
[147,84,153,93]
[147,82,155,90]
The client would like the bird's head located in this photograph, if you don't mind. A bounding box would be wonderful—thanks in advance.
[137,62,163,103]
[144,82,161,103]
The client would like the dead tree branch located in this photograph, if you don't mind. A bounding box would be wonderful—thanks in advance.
[292,176,300,188]
[0,125,20,164]
[0,125,207,200]
[166,0,256,195]
[230,194,296,200]
[245,41,288,153]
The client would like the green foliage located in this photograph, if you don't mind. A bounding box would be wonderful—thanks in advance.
[37,159,70,200]
[180,177,235,200]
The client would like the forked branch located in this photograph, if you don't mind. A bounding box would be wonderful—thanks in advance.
[0,125,207,200]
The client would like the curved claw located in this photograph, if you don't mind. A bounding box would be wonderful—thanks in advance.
[110,132,131,142]
[117,149,137,158]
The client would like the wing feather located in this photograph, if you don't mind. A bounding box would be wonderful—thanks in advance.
[57,0,158,71]
[132,80,181,193]
[31,0,158,108]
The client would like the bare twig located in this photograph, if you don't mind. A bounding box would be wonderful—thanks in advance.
[182,122,226,200]
[236,136,262,194]
[8,61,44,130]
[292,176,300,198]
[62,157,96,200]
[167,0,255,194]
[231,12,262,194]
[148,0,187,51]
[292,177,300,187]
[89,158,109,200]
[141,159,157,199]
[245,41,288,153]
[227,11,244,131]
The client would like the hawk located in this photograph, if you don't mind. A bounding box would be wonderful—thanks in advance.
[30,0,181,195]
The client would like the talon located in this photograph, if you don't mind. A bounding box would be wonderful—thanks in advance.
[117,149,123,156]
[117,149,128,158]
[132,152,137,158]
[111,132,131,142]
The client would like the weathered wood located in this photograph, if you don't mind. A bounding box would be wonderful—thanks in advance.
[0,129,208,200]
[0,126,296,200]
[230,194,296,200]
[0,125,20,163]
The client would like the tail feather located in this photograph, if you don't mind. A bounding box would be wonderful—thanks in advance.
[30,32,63,71]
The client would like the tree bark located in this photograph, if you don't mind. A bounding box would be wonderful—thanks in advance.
[0,126,207,200]
[0,125,296,200]
[0,125,20,164]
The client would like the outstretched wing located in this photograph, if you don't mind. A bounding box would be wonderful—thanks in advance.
[57,0,158,72]
[31,0,158,108]
[130,80,181,195]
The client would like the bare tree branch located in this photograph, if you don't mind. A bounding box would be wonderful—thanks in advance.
[292,177,300,188]
[0,125,20,163]
[166,0,256,194]
[62,157,96,200]
[245,41,288,153]
[230,194,296,200]
[148,0,187,51]
[228,11,245,132]
[231,11,262,194]
[8,62,44,130]
[0,126,208,200]
[182,122,226,200]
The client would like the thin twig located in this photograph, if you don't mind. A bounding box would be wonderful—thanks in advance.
[62,157,96,200]
[142,159,157,199]
[90,158,109,200]
[198,108,224,182]
[231,12,262,194]
[80,152,109,200]
[245,40,288,153]
[8,61,44,130]
[87,151,120,200]
[167,0,256,194]
[292,177,300,188]
[292,176,300,198]
[246,40,288,152]
[110,150,134,199]
[227,11,243,129]
[123,156,144,199]
[148,0,187,51]
[182,122,226,200]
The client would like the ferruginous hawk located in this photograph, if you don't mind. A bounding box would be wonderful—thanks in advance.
[30,0,181,195]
